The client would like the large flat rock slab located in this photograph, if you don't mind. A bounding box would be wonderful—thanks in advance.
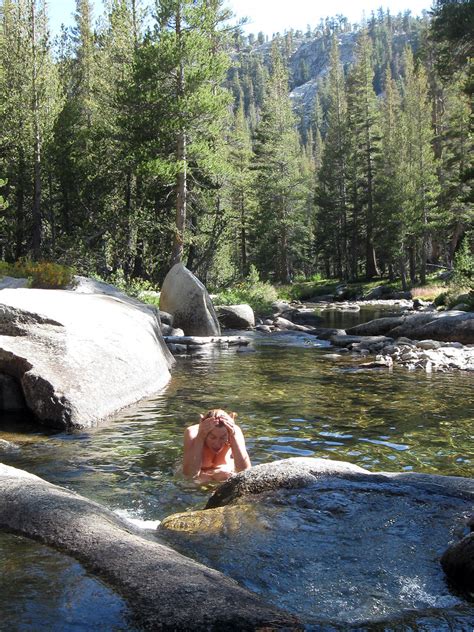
[0,289,174,430]
[160,458,474,628]
[348,311,474,344]
[0,464,296,630]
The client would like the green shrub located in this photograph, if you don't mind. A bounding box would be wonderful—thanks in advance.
[214,265,278,315]
[453,235,474,286]
[98,269,159,300]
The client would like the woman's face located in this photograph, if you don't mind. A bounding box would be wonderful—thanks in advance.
[205,426,229,453]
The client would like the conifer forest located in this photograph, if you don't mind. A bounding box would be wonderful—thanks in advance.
[0,0,472,290]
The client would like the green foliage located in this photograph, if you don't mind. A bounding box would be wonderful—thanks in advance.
[98,269,159,299]
[452,235,474,286]
[0,260,73,288]
[214,266,278,314]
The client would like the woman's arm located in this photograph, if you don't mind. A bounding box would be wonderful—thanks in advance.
[227,425,251,472]
[182,417,217,478]
[182,425,205,478]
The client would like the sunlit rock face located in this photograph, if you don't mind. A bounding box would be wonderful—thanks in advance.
[159,458,474,629]
[0,288,174,429]
[160,264,221,336]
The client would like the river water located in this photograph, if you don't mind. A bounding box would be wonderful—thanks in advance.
[1,306,473,630]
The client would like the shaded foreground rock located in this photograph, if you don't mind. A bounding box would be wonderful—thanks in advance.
[160,458,474,628]
[0,463,298,630]
[441,532,474,593]
[160,264,220,336]
[206,457,367,509]
[0,289,174,430]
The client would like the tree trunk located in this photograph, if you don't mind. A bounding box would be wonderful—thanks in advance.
[240,193,248,277]
[408,243,417,285]
[170,8,186,268]
[31,1,42,259]
[399,256,408,291]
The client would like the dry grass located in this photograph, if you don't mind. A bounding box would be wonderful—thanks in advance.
[411,286,446,300]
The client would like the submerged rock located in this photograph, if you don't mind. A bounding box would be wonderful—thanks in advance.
[159,458,474,629]
[0,464,296,630]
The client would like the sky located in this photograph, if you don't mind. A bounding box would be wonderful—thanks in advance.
[49,0,433,37]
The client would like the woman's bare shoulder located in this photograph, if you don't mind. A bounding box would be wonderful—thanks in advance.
[184,423,200,439]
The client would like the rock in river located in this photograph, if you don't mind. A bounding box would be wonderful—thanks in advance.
[160,263,221,336]
[0,463,296,631]
[160,458,474,629]
[0,288,174,430]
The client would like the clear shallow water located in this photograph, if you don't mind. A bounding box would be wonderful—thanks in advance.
[1,315,473,629]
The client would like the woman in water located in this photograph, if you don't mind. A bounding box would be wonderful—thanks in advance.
[182,408,251,482]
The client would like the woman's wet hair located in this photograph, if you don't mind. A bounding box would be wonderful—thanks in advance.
[201,408,235,427]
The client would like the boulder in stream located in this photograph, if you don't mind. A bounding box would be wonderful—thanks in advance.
[0,463,296,630]
[0,288,174,430]
[160,458,474,629]
[348,310,474,344]
[160,263,221,336]
[216,304,255,330]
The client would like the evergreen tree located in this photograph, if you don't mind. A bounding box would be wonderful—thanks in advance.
[435,70,473,264]
[131,0,232,269]
[347,30,380,279]
[400,47,439,284]
[0,0,62,260]
[315,36,350,278]
[51,0,102,266]
[227,103,256,277]
[375,68,407,284]
[253,41,310,283]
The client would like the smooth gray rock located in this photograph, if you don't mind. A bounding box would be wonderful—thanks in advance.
[330,334,393,348]
[160,264,220,336]
[271,300,292,313]
[347,316,405,336]
[207,457,474,509]
[159,458,474,628]
[0,464,296,630]
[158,310,173,326]
[216,304,255,330]
[0,276,29,289]
[273,317,313,332]
[282,309,323,327]
[348,311,473,344]
[206,457,367,509]
[311,327,346,340]
[397,311,474,345]
[0,289,174,430]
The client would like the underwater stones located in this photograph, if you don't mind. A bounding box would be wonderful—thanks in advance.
[0,463,298,630]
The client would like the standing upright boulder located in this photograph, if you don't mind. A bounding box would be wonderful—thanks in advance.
[160,263,221,336]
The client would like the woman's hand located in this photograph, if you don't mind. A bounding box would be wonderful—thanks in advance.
[197,414,218,439]
[220,416,236,441]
